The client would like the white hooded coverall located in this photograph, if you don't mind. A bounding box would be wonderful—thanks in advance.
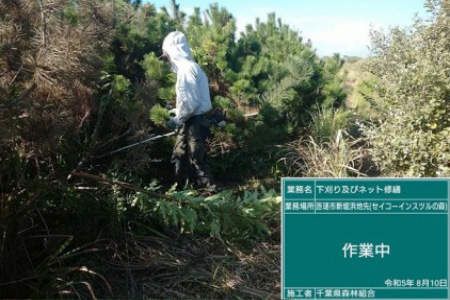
[162,31,212,124]
[162,31,213,188]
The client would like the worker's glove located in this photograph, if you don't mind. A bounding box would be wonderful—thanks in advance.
[217,120,227,128]
[209,108,227,129]
[165,117,178,130]
[168,108,177,117]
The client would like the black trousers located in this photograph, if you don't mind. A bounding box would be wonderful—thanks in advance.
[171,115,213,188]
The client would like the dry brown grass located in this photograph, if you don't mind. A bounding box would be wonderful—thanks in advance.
[278,130,367,178]
[88,227,281,299]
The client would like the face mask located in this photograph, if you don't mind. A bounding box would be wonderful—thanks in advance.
[160,53,178,73]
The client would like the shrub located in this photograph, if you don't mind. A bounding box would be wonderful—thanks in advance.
[362,0,450,176]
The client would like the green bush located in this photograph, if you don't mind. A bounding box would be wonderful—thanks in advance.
[362,0,450,176]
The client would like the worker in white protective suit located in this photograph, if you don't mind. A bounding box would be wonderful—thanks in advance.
[161,31,214,190]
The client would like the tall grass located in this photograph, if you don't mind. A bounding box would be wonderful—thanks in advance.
[277,130,366,177]
[309,106,350,144]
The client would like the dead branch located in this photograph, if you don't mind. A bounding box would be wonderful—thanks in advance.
[238,286,279,300]
[69,172,173,200]
[38,0,47,47]
[0,83,37,109]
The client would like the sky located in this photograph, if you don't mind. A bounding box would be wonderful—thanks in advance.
[145,0,429,57]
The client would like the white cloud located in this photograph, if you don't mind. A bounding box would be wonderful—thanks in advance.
[234,9,382,57]
[282,15,383,57]
[234,15,255,36]
[234,7,275,37]
[303,20,377,57]
[183,6,195,17]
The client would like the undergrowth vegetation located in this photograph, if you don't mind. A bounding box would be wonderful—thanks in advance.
[0,0,448,298]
